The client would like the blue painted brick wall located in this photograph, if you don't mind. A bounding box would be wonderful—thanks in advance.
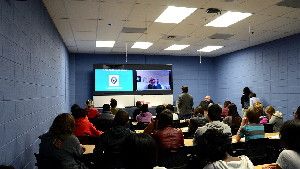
[0,0,69,168]
[214,34,300,120]
[69,54,215,107]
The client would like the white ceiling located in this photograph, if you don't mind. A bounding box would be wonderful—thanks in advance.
[43,0,300,57]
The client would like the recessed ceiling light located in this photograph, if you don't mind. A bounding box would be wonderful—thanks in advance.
[131,42,153,49]
[198,46,223,52]
[155,6,197,24]
[96,41,115,47]
[164,44,190,50]
[205,11,252,27]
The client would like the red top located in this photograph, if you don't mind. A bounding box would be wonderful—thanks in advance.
[74,117,103,137]
[86,108,100,119]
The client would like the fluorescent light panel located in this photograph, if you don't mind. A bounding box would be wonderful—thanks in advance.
[205,11,252,27]
[155,6,197,24]
[165,44,190,50]
[131,42,153,49]
[198,46,223,52]
[96,41,115,47]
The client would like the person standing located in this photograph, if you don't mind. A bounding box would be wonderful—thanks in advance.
[176,86,194,119]
[241,87,252,110]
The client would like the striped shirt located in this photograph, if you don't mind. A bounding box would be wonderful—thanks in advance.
[238,124,265,141]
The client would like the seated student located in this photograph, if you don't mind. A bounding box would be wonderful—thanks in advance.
[99,104,114,120]
[188,106,208,135]
[223,103,242,135]
[123,133,158,169]
[85,99,100,120]
[194,104,232,146]
[200,129,254,169]
[136,104,153,123]
[143,105,166,134]
[94,110,133,169]
[132,101,142,121]
[71,105,103,137]
[152,109,184,150]
[166,104,179,120]
[294,106,300,120]
[110,98,118,115]
[265,106,283,132]
[221,100,231,118]
[236,103,265,142]
[39,113,88,169]
[263,120,300,169]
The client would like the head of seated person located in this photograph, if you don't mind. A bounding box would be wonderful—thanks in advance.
[157,109,173,129]
[246,105,262,124]
[206,104,222,122]
[155,105,166,119]
[102,104,111,113]
[141,104,149,113]
[280,120,300,153]
[86,99,94,108]
[123,133,157,169]
[114,109,129,127]
[110,98,118,108]
[193,106,205,117]
[200,129,253,168]
[165,104,175,112]
[71,107,87,119]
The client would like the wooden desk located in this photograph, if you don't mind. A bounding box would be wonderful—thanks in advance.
[184,139,193,147]
[82,145,95,154]
[232,132,279,143]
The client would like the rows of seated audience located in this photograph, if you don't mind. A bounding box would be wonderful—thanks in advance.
[32,93,300,169]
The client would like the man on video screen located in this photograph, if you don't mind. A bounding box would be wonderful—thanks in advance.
[147,78,162,89]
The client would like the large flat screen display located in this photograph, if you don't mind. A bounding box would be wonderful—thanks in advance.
[136,70,172,91]
[95,69,133,92]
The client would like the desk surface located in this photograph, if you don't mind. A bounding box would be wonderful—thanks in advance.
[82,145,95,154]
[232,132,279,143]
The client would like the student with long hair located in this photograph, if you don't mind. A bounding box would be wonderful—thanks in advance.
[39,113,88,169]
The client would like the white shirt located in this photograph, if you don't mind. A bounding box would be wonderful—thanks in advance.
[249,97,260,107]
[277,150,300,169]
[204,155,254,169]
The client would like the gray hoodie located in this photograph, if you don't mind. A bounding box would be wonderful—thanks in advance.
[269,111,283,132]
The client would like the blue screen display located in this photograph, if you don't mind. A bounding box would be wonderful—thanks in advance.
[95,69,133,92]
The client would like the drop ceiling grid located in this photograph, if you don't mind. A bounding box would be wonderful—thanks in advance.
[43,0,300,56]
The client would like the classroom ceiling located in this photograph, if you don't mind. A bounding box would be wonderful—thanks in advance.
[43,0,300,57]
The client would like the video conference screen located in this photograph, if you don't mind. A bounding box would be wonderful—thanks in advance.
[136,70,171,91]
[93,64,173,95]
[95,69,133,92]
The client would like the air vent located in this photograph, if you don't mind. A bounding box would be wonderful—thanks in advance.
[121,27,147,33]
[209,33,234,40]
[161,34,185,41]
[277,0,300,8]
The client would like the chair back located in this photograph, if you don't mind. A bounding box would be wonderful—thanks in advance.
[157,147,188,169]
[34,153,63,169]
[264,123,274,133]
[77,136,99,145]
[245,138,269,165]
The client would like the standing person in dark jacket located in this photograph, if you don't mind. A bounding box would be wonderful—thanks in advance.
[241,87,252,110]
[176,86,194,119]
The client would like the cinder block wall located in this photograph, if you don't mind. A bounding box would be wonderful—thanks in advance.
[0,0,69,168]
[214,34,300,120]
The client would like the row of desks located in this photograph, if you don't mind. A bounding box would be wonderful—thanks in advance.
[82,144,273,169]
[83,132,279,153]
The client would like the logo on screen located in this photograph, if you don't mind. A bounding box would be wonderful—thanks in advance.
[109,75,119,86]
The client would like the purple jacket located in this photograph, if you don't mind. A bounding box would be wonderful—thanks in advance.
[136,112,152,123]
